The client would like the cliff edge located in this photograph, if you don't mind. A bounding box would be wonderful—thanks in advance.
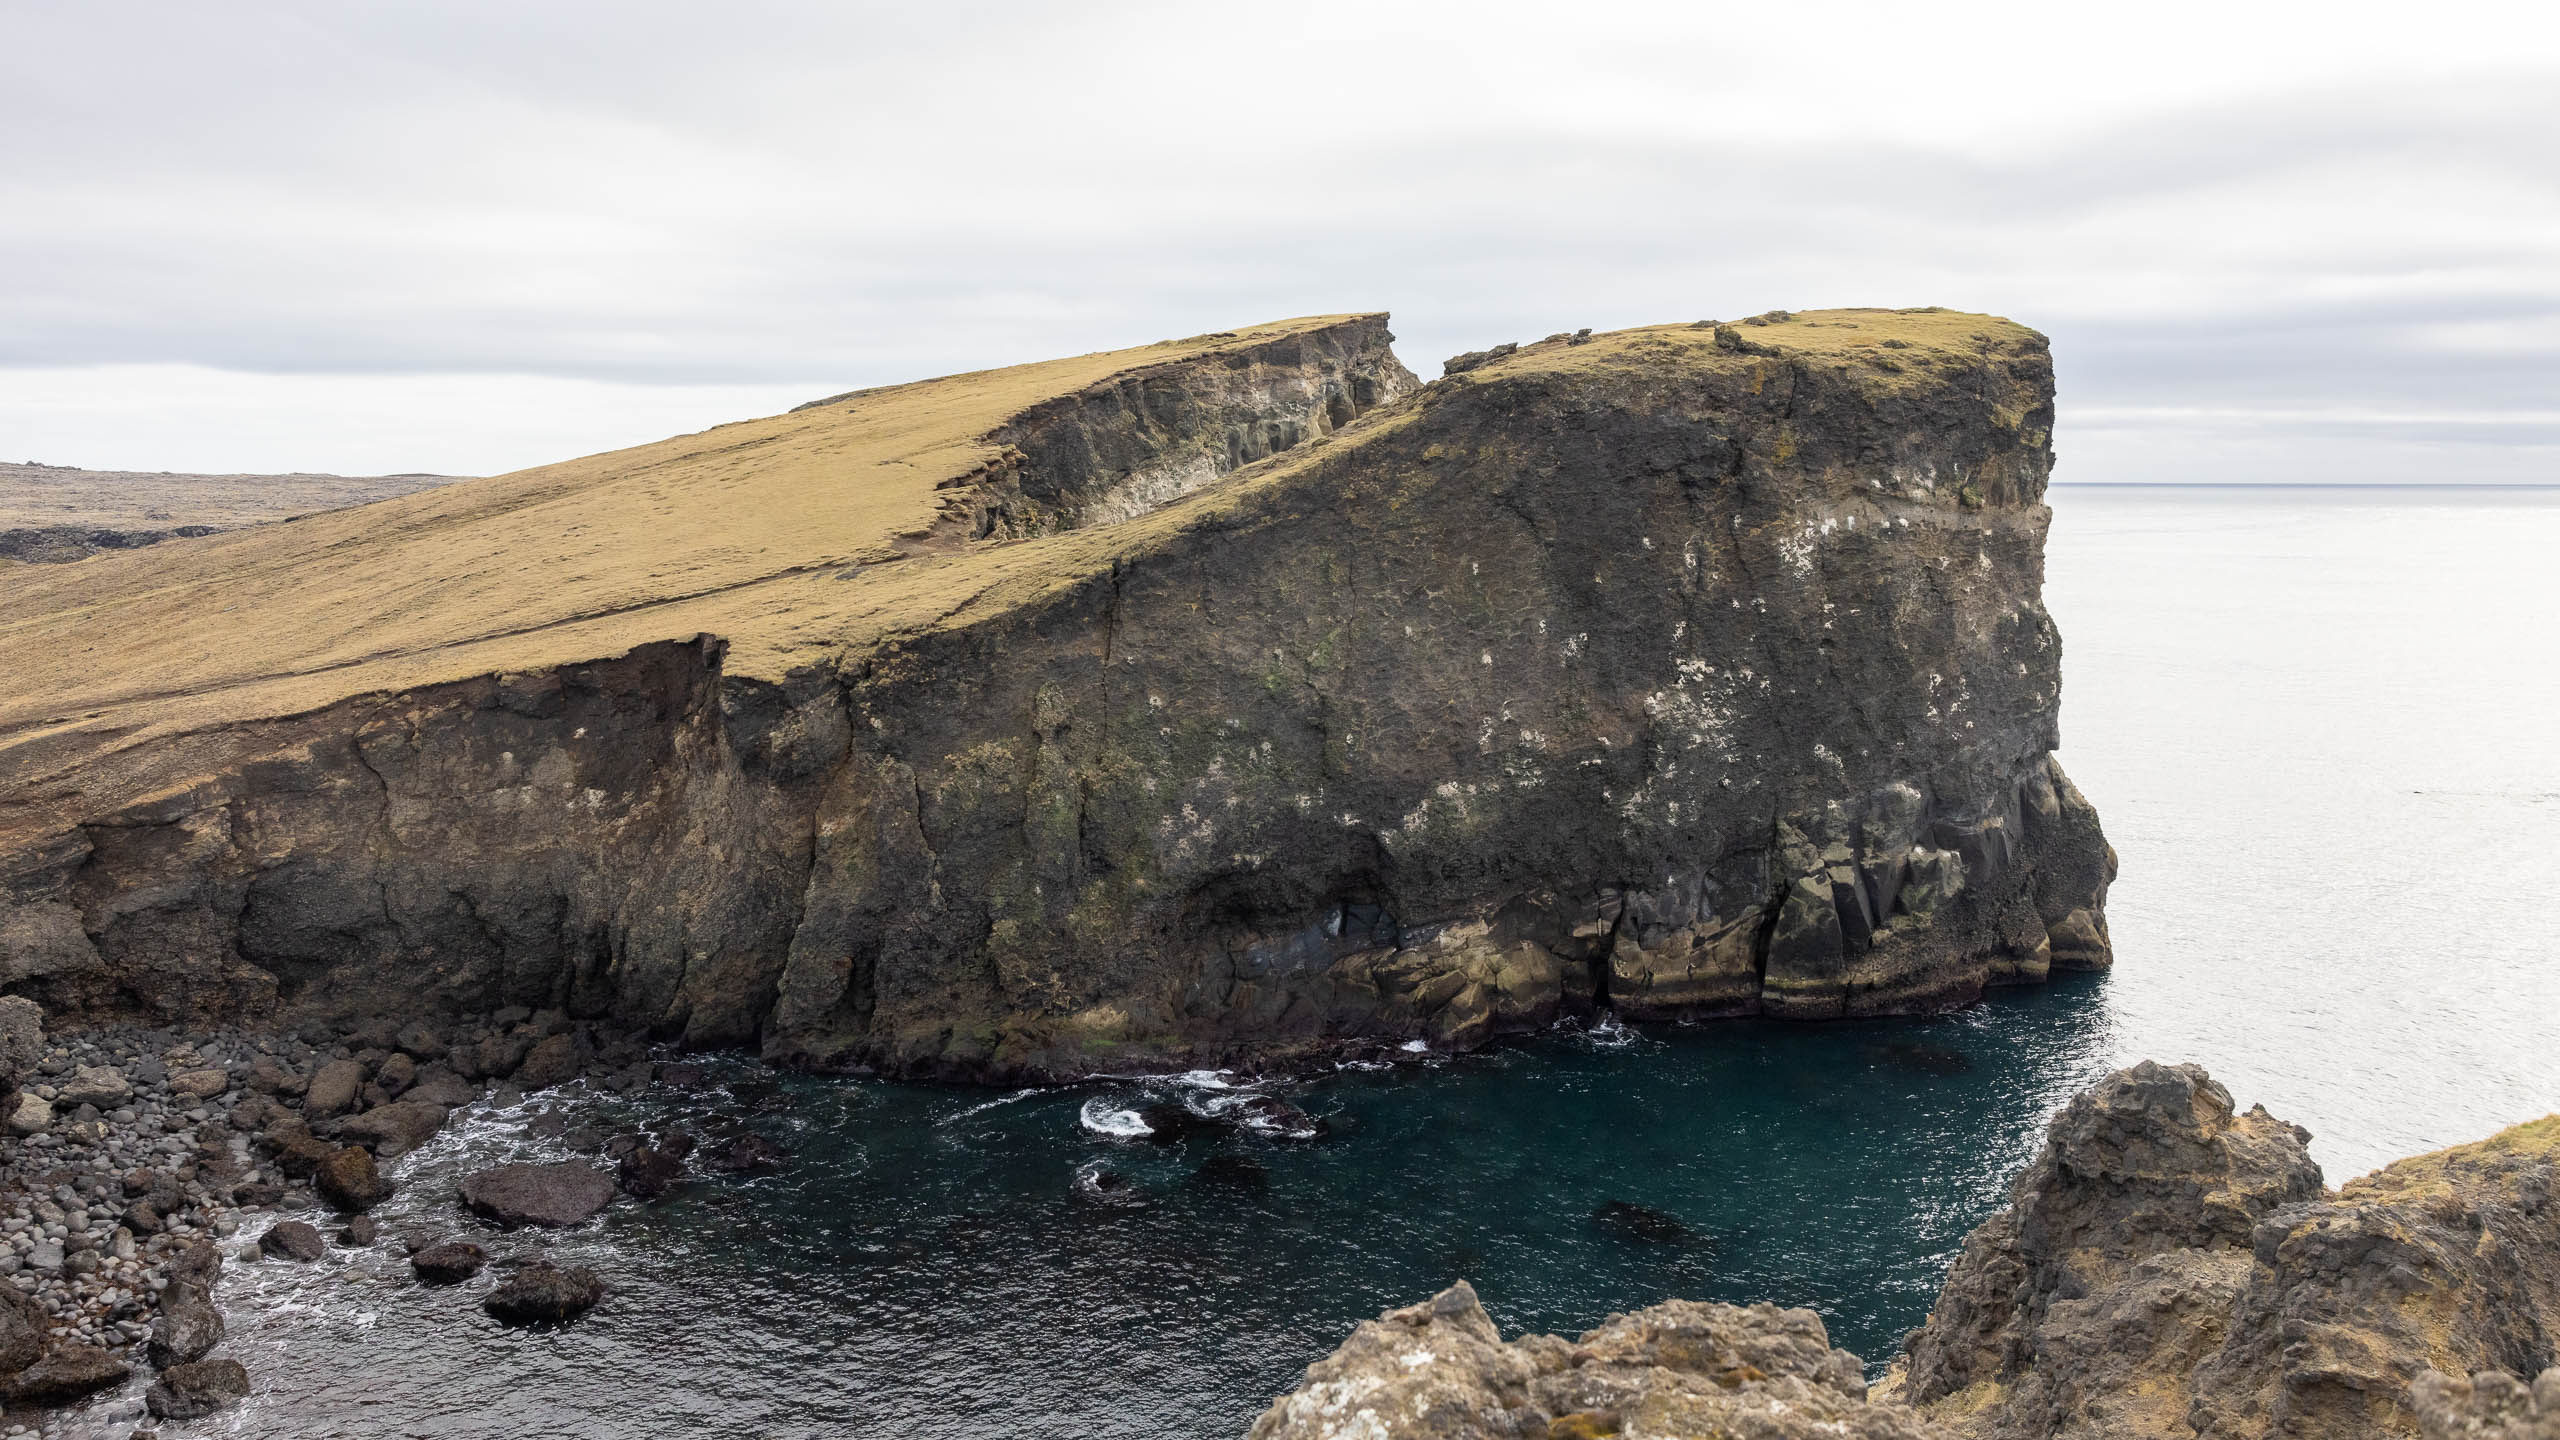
[0,309,2112,1076]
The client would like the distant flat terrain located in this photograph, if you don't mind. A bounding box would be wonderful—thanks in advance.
[0,462,463,561]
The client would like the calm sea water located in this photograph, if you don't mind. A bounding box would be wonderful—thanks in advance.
[65,487,2560,1439]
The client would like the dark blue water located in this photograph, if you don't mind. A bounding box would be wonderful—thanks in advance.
[185,987,2112,1440]
[49,486,2560,1440]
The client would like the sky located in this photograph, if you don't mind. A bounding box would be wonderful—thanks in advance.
[2,0,2556,483]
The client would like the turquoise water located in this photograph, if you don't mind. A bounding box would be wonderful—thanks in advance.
[86,487,2560,1439]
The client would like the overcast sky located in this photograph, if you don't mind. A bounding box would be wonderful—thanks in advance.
[3,0,2555,482]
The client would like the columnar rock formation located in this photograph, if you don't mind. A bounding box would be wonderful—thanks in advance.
[0,310,2110,1077]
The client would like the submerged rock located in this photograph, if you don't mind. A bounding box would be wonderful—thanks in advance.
[1589,1200,1702,1248]
[459,1162,617,1228]
[699,1133,787,1175]
[1248,1280,1931,1439]
[1074,1167,1147,1208]
[483,1262,604,1324]
[617,1133,697,1199]
[145,1357,250,1420]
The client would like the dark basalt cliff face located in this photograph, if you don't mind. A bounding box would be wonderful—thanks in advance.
[0,310,2111,1079]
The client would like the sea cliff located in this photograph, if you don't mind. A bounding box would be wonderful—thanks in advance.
[0,310,2110,1078]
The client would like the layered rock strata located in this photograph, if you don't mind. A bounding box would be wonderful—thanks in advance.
[0,310,2109,1077]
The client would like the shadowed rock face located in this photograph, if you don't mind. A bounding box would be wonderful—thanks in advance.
[1892,1065,2560,1440]
[1247,1280,1942,1440]
[0,310,2110,1078]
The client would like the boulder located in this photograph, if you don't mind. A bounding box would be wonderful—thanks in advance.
[410,1240,488,1283]
[168,1066,230,1100]
[166,1239,223,1289]
[146,1279,224,1367]
[700,1132,788,1175]
[314,1145,391,1212]
[0,995,42,1100]
[144,1357,250,1421]
[0,1284,46,1376]
[617,1134,695,1200]
[483,1261,604,1324]
[393,1021,444,1060]
[257,1220,327,1263]
[55,1063,130,1109]
[374,1051,415,1095]
[302,1057,365,1118]
[338,1099,447,1158]
[5,1092,50,1137]
[0,1344,130,1405]
[458,1162,616,1228]
[261,1118,336,1177]
[514,1033,582,1090]
[338,1214,379,1246]
[401,1068,477,1108]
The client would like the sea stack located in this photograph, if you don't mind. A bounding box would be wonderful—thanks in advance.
[0,310,2111,1079]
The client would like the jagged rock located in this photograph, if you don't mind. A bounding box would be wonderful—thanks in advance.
[145,1357,250,1420]
[339,1215,378,1247]
[314,1144,391,1212]
[483,1262,604,1324]
[0,1344,130,1404]
[1249,1280,1941,1439]
[337,1099,447,1158]
[2416,1369,2560,1439]
[700,1133,788,1175]
[459,1162,617,1228]
[166,1239,223,1289]
[302,1058,364,1118]
[261,1117,336,1177]
[258,1220,327,1262]
[410,1240,488,1283]
[1893,1064,2560,1440]
[146,1279,224,1367]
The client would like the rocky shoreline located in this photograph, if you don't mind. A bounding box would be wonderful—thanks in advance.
[0,995,770,1435]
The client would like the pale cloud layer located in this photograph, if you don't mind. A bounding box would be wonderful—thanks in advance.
[2,0,2555,480]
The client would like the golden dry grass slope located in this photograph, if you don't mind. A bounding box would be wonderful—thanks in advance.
[0,306,2029,828]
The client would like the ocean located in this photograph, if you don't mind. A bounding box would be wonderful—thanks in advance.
[68,486,2560,1439]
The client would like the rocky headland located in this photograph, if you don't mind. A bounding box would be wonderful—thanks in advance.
[0,309,2112,1083]
[1253,1063,2560,1440]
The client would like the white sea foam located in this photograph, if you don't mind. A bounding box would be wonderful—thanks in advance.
[942,1087,1042,1125]
[1078,1097,1154,1139]
[1585,1012,1642,1049]
[1400,1039,1431,1053]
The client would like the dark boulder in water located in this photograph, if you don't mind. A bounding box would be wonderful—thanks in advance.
[1135,1103,1214,1144]
[618,1132,698,1198]
[411,1240,489,1284]
[701,1132,788,1175]
[459,1161,618,1228]
[315,1144,391,1212]
[144,1357,250,1420]
[1075,1167,1148,1207]
[258,1220,327,1262]
[483,1261,605,1324]
[1229,1097,1327,1141]
[146,1279,224,1367]
[0,1345,129,1405]
[1590,1201,1700,1248]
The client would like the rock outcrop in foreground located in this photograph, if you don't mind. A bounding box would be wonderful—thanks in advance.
[0,310,2110,1077]
[1894,1063,2560,1440]
[1249,1279,1941,1440]
[1253,1067,2560,1439]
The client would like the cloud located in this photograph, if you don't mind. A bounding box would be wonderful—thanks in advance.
[1,0,2555,476]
